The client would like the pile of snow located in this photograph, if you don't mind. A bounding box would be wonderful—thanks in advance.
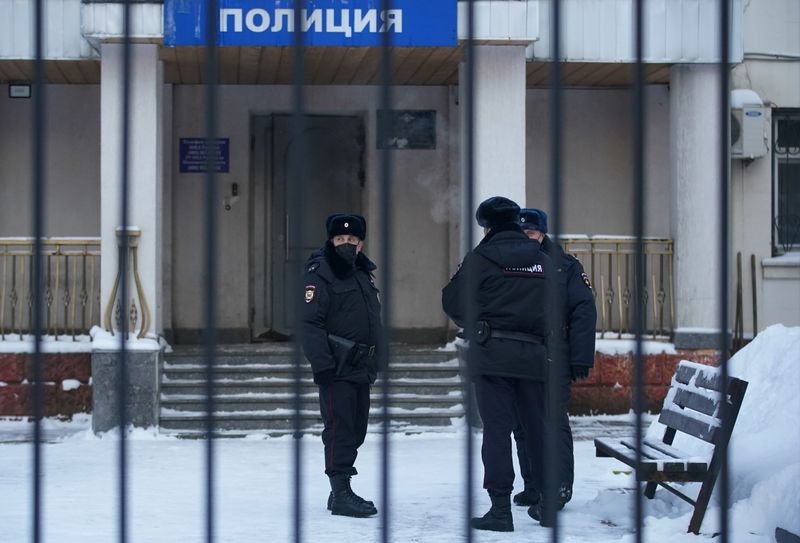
[643,324,800,540]
[726,325,800,538]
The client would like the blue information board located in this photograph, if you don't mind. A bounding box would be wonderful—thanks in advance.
[179,138,230,173]
[164,0,457,47]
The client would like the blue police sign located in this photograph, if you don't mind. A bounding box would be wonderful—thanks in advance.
[164,0,457,47]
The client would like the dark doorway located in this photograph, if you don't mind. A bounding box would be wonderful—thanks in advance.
[250,114,365,340]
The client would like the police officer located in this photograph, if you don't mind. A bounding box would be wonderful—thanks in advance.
[512,208,597,523]
[301,213,383,518]
[442,196,554,532]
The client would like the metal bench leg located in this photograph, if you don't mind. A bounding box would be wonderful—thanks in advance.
[644,482,657,499]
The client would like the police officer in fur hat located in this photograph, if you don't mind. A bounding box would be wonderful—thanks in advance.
[301,213,383,518]
[442,196,555,532]
[513,208,597,524]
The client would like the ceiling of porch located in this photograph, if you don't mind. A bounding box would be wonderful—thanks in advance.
[0,46,672,87]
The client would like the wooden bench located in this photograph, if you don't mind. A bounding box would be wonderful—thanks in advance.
[595,360,748,534]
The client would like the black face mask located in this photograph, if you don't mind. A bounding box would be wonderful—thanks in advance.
[335,243,358,266]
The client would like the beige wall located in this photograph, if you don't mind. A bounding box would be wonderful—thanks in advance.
[0,84,100,237]
[525,87,671,237]
[1,82,677,338]
[170,85,453,335]
[731,0,800,333]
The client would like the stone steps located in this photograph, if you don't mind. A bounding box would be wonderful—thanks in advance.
[161,393,463,412]
[162,363,460,381]
[159,345,465,436]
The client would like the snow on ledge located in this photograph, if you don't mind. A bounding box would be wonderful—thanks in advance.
[0,334,93,353]
[595,338,677,355]
[0,326,167,353]
[91,327,161,352]
[762,252,800,267]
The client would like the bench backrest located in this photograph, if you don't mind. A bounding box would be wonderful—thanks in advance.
[658,361,748,445]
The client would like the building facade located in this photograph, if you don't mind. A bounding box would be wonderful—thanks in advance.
[1,0,798,349]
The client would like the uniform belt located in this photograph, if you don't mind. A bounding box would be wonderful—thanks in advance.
[490,330,545,345]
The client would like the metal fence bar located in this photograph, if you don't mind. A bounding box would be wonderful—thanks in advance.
[30,0,46,541]
[462,1,477,541]
[289,3,308,543]
[718,0,732,541]
[631,0,646,541]
[117,1,133,541]
[378,1,394,542]
[545,0,563,536]
[203,1,220,541]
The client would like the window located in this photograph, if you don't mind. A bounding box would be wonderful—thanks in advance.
[773,109,800,254]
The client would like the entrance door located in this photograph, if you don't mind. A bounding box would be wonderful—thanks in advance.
[251,114,364,340]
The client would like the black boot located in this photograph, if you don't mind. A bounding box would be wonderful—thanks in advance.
[527,484,572,524]
[328,474,378,518]
[470,493,514,532]
[513,488,540,507]
[558,484,572,508]
[527,494,553,528]
[327,491,374,511]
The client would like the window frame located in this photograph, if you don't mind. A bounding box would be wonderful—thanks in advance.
[772,107,800,255]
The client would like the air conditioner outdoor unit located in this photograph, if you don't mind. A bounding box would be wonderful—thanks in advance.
[731,105,768,160]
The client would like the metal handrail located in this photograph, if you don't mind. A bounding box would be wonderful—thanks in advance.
[561,236,675,339]
[0,238,101,340]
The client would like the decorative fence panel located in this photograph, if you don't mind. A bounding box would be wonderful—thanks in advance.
[0,238,101,339]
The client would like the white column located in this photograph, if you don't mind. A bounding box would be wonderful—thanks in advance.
[100,43,164,337]
[459,45,527,249]
[669,65,722,349]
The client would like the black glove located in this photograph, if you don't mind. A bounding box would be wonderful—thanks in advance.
[314,369,336,385]
[570,365,590,382]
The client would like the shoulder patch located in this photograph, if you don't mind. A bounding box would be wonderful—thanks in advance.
[581,272,593,291]
[307,262,320,273]
[304,285,316,303]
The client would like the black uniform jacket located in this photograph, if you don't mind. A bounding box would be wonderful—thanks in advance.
[541,236,597,370]
[301,242,384,384]
[442,225,553,381]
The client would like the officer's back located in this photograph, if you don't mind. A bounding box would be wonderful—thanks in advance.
[443,198,553,381]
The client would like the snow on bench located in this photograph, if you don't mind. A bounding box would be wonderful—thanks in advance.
[595,360,748,534]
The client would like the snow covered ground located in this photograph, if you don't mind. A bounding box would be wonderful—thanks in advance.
[0,325,798,542]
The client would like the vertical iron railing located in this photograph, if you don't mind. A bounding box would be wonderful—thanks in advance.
[203,1,220,542]
[545,0,565,536]
[18,1,740,542]
[117,0,132,540]
[30,0,45,541]
[717,0,732,541]
[462,1,476,542]
[632,0,646,541]
[288,3,307,543]
[378,1,394,543]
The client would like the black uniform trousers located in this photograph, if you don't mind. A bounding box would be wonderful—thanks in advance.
[474,374,546,496]
[319,380,370,476]
[513,366,573,493]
